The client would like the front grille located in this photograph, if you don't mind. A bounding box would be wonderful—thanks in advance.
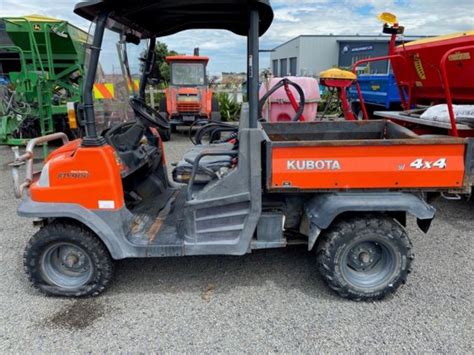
[177,102,201,113]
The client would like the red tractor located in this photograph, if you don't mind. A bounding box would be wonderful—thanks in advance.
[159,54,221,140]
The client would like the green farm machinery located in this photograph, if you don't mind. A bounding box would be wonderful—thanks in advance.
[0,15,87,145]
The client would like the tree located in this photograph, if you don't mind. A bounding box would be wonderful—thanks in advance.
[154,41,178,84]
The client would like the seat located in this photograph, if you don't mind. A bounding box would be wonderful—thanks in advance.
[172,143,236,184]
[106,122,145,152]
[173,104,248,184]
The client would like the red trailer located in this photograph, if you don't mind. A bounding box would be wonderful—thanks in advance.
[393,32,474,105]
[352,13,474,137]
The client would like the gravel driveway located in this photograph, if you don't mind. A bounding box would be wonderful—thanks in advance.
[0,131,472,353]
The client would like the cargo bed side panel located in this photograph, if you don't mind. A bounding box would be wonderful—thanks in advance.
[270,143,466,190]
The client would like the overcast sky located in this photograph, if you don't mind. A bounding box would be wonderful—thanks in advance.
[1,0,473,74]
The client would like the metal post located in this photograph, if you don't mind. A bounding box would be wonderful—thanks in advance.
[139,37,156,100]
[82,12,109,146]
[247,30,251,101]
[248,7,259,129]
[440,45,474,137]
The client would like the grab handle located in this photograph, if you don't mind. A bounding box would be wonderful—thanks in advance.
[10,133,69,198]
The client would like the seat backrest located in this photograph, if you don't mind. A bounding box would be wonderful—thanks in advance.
[109,123,146,152]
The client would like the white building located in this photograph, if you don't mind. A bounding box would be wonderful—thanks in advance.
[270,34,424,78]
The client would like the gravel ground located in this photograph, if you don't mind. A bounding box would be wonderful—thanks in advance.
[0,131,472,353]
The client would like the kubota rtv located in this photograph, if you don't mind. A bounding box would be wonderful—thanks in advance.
[10,0,473,301]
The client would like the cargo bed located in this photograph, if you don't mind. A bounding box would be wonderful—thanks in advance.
[262,120,473,192]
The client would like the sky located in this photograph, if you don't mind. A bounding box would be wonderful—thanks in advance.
[1,0,473,74]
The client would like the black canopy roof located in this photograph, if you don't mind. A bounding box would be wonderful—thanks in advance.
[74,0,274,38]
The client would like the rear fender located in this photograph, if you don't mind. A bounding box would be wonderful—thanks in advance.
[300,192,436,250]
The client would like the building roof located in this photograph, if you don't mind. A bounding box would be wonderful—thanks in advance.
[271,34,428,50]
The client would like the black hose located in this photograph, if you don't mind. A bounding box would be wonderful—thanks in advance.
[258,78,306,122]
[192,122,238,145]
[188,119,210,144]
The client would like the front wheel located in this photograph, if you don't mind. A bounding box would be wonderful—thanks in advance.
[23,222,114,297]
[317,215,413,301]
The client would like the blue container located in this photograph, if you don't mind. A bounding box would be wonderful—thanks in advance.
[348,73,401,109]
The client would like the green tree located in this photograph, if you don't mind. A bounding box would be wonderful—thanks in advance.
[154,41,178,83]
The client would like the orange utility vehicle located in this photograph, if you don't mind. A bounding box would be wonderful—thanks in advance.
[11,0,473,301]
[159,53,220,140]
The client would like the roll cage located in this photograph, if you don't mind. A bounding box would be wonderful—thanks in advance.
[74,0,274,145]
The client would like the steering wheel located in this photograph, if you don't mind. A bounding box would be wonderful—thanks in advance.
[130,97,170,130]
[258,78,306,122]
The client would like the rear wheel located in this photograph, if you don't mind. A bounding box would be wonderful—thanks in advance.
[24,222,114,297]
[317,215,413,301]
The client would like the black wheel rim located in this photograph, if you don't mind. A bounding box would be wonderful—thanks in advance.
[341,238,398,289]
[40,243,93,289]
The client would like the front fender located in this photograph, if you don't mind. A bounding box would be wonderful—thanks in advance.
[300,192,436,250]
[18,196,135,259]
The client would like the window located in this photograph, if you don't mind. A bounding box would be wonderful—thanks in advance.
[171,62,206,86]
[280,58,288,76]
[289,57,297,76]
[352,55,370,74]
[272,60,279,76]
